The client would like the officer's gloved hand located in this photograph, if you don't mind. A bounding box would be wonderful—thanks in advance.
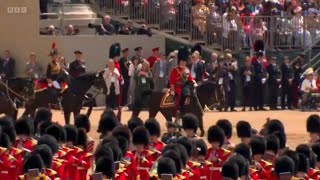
[169,89,175,96]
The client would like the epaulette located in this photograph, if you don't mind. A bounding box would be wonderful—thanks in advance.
[261,159,273,168]
[52,159,63,168]
[121,159,131,166]
[73,146,83,154]
[141,157,150,163]
[56,149,67,158]
[0,147,7,154]
[291,177,303,180]
[189,161,201,167]
[126,151,133,156]
[11,147,23,155]
[222,148,231,156]
[8,154,17,162]
[176,174,186,180]
[249,168,258,175]
[46,168,57,177]
[309,168,319,176]
[85,152,93,158]
[18,175,25,180]
[145,149,155,156]
[202,160,212,166]
[35,173,48,180]
[30,138,37,146]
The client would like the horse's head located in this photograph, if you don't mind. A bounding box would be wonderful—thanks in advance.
[94,69,106,90]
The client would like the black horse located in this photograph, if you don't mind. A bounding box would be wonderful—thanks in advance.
[196,81,225,111]
[0,94,18,120]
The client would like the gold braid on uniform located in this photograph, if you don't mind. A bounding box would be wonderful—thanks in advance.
[50,62,61,75]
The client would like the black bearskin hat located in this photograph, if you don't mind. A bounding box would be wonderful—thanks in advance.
[249,136,266,156]
[177,136,193,157]
[37,134,59,154]
[265,134,280,154]
[297,153,310,173]
[207,125,225,147]
[23,153,44,173]
[64,125,78,144]
[274,155,295,177]
[157,157,178,177]
[282,150,299,174]
[182,113,199,132]
[75,114,91,133]
[34,108,52,133]
[222,162,239,180]
[33,144,53,168]
[95,156,115,179]
[76,128,88,149]
[272,131,287,149]
[127,117,144,133]
[94,144,113,162]
[116,136,128,156]
[228,154,248,177]
[265,119,285,135]
[101,136,122,161]
[236,121,252,138]
[191,43,202,55]
[161,150,182,174]
[234,143,252,162]
[145,118,161,137]
[109,43,121,59]
[0,116,16,143]
[306,114,320,133]
[178,46,189,62]
[175,143,188,167]
[311,143,320,162]
[0,133,12,149]
[39,121,52,136]
[193,139,207,157]
[97,113,119,134]
[45,123,64,143]
[112,125,131,142]
[216,119,233,139]
[15,117,34,136]
[132,126,150,147]
[296,144,316,168]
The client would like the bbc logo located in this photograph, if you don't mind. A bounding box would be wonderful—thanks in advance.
[7,7,27,14]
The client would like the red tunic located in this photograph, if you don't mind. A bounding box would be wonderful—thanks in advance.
[147,56,159,69]
[133,150,154,180]
[308,168,319,180]
[0,149,18,180]
[9,147,23,175]
[149,140,165,161]
[258,159,273,179]
[205,148,231,180]
[44,168,59,179]
[63,146,83,180]
[52,158,65,179]
[13,138,37,153]
[187,161,201,180]
[123,151,139,180]
[75,149,92,180]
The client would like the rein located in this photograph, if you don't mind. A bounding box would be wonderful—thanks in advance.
[0,80,28,102]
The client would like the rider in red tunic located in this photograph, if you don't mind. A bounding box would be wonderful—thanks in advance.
[169,46,195,116]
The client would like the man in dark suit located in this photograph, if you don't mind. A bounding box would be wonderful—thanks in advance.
[0,50,15,79]
[240,56,255,111]
[189,52,205,83]
[224,53,238,112]
[69,50,86,78]
[267,57,282,110]
[252,51,267,111]
[280,56,294,109]
[206,52,219,82]
[292,52,304,108]
[119,48,131,106]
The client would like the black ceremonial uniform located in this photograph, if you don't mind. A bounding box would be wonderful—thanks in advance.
[119,55,131,106]
[69,60,86,78]
[267,60,282,110]
[280,62,294,109]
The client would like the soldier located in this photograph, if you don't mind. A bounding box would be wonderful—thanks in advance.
[292,52,305,108]
[97,112,119,139]
[240,56,255,111]
[153,157,179,180]
[74,114,95,153]
[273,156,296,180]
[306,114,320,144]
[221,161,239,180]
[109,43,123,107]
[281,56,294,110]
[147,47,160,69]
[13,117,37,153]
[33,144,59,179]
[145,118,165,155]
[69,50,86,78]
[311,143,320,170]
[182,113,199,140]
[132,126,154,180]
[119,48,131,106]
[169,46,196,118]
[296,153,312,179]
[74,129,92,180]
[227,154,250,180]
[192,139,213,180]
[267,57,282,110]
[236,121,252,144]
[264,134,280,163]
[252,50,267,111]
[296,144,319,179]
[161,122,182,144]
[46,49,62,88]
[205,125,231,180]
[20,153,47,180]
[216,119,235,151]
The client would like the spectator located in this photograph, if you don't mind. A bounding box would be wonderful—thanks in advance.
[118,21,136,35]
[152,52,169,92]
[192,0,210,35]
[222,8,238,49]
[69,51,86,78]
[134,61,152,109]
[128,56,141,109]
[137,24,152,36]
[301,68,317,93]
[250,17,267,48]
[48,25,56,36]
[291,6,311,47]
[24,52,43,78]
[104,59,121,109]
[281,56,294,110]
[65,24,79,36]
[240,56,254,111]
[98,15,115,35]
[317,70,320,92]
[168,50,178,74]
[207,4,222,44]
[306,8,320,44]
[206,52,219,82]
[0,50,15,79]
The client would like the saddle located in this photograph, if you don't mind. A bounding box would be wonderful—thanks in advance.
[160,91,190,108]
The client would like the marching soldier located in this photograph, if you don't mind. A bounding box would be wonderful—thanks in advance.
[19,153,48,180]
[311,143,320,170]
[97,110,119,140]
[267,57,282,110]
[33,145,59,179]
[145,118,165,156]
[151,157,180,180]
[273,156,296,180]
[0,132,19,180]
[74,114,95,153]
[216,119,235,151]
[75,129,93,180]
[13,117,37,153]
[119,48,131,106]
[264,134,280,163]
[69,50,86,78]
[236,121,252,145]
[221,162,239,180]
[306,115,320,144]
[161,122,182,144]
[182,114,199,140]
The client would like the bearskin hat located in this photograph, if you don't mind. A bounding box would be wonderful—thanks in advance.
[0,116,16,143]
[216,119,233,139]
[296,144,316,168]
[95,156,115,179]
[94,144,114,162]
[162,150,182,174]
[272,131,287,149]
[116,136,128,156]
[191,43,202,55]
[33,144,53,168]
[132,126,150,147]
[60,125,67,143]
[144,118,161,137]
[76,128,88,149]
[109,43,121,59]
[37,134,59,154]
[158,157,178,177]
[112,125,131,142]
[178,46,189,62]
[75,114,91,133]
[175,143,188,167]
[298,153,310,173]
[39,121,52,136]
[311,143,320,162]
[177,136,193,157]
[167,122,178,129]
[282,150,299,174]
[228,154,248,177]
[194,139,207,157]
[101,136,122,161]
[249,136,266,156]
[207,125,225,147]
[34,108,52,133]
[222,162,239,180]
[127,117,144,133]
[274,155,295,177]
[64,125,78,144]
[0,133,11,149]
[182,114,199,132]
[306,114,320,133]
[97,113,119,134]
[236,121,252,138]
[23,153,44,173]
[15,117,34,136]
[265,134,280,154]
[45,123,64,143]
[265,119,285,135]
[234,143,252,162]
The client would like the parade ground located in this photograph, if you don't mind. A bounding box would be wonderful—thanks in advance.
[16,108,318,149]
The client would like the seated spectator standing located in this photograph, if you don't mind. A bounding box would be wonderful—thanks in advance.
[0,50,15,79]
[25,52,43,78]
[69,50,86,78]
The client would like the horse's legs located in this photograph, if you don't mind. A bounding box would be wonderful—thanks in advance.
[64,112,71,125]
[198,116,205,137]
[149,109,158,118]
[131,109,140,118]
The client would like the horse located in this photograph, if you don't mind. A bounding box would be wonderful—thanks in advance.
[5,77,34,107]
[0,94,18,120]
[196,81,225,111]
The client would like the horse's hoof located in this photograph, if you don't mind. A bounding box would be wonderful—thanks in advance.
[200,130,205,137]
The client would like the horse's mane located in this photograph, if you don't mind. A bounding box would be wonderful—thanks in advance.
[75,72,96,81]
